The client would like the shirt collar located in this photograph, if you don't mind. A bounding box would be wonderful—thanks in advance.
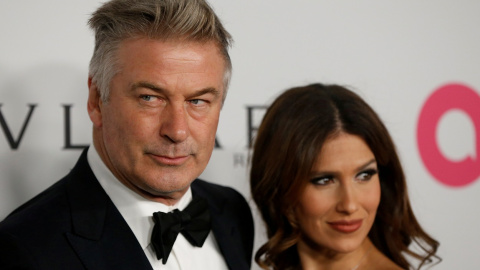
[86,146,193,250]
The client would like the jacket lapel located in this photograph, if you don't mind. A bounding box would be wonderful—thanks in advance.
[209,207,251,270]
[64,150,153,270]
[192,181,251,270]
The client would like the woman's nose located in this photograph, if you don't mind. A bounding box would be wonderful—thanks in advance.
[335,183,359,214]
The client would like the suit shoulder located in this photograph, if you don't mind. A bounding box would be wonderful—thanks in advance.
[192,179,245,201]
[0,176,70,232]
[1,149,90,228]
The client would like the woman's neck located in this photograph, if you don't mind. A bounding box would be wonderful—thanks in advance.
[297,238,374,270]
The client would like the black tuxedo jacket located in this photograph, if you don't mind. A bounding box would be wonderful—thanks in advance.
[0,149,254,270]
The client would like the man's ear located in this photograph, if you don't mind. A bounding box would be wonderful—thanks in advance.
[87,77,103,127]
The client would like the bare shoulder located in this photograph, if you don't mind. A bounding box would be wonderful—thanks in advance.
[369,259,404,270]
[376,264,404,270]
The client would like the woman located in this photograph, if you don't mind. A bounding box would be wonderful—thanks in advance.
[250,83,440,269]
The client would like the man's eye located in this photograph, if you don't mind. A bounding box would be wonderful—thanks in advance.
[190,99,206,105]
[141,95,155,101]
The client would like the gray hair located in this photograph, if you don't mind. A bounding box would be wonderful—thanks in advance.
[88,0,233,102]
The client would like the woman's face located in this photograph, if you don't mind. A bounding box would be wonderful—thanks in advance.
[295,133,381,254]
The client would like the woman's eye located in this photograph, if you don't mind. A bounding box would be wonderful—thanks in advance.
[311,176,333,186]
[357,169,378,181]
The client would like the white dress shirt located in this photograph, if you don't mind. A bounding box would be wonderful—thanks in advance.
[87,147,229,270]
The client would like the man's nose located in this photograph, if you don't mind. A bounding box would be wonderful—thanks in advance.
[160,103,189,143]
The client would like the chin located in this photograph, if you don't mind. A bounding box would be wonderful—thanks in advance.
[332,238,366,253]
[152,175,194,192]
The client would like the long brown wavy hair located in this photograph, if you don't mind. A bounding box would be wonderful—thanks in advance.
[250,83,440,270]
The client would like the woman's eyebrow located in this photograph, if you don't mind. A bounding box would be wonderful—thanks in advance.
[356,159,377,171]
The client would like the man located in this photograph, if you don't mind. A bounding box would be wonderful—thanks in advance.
[0,0,254,269]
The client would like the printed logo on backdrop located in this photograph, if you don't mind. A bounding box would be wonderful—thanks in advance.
[0,103,268,167]
[417,83,480,187]
[0,105,88,150]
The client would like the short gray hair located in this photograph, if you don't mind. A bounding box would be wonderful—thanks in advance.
[88,0,233,102]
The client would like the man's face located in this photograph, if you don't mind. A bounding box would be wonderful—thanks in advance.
[88,38,226,203]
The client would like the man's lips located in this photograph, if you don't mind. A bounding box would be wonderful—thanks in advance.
[149,154,190,166]
[328,219,363,233]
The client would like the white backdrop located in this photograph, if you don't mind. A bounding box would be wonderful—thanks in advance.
[1,1,479,269]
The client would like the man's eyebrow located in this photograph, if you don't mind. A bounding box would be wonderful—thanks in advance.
[131,81,221,98]
[192,87,221,98]
[131,81,164,93]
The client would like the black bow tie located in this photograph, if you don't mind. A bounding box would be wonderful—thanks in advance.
[151,197,211,264]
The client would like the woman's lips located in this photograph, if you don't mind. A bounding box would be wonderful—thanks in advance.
[328,219,363,233]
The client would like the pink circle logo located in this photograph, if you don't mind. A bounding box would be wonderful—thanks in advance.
[417,83,480,187]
